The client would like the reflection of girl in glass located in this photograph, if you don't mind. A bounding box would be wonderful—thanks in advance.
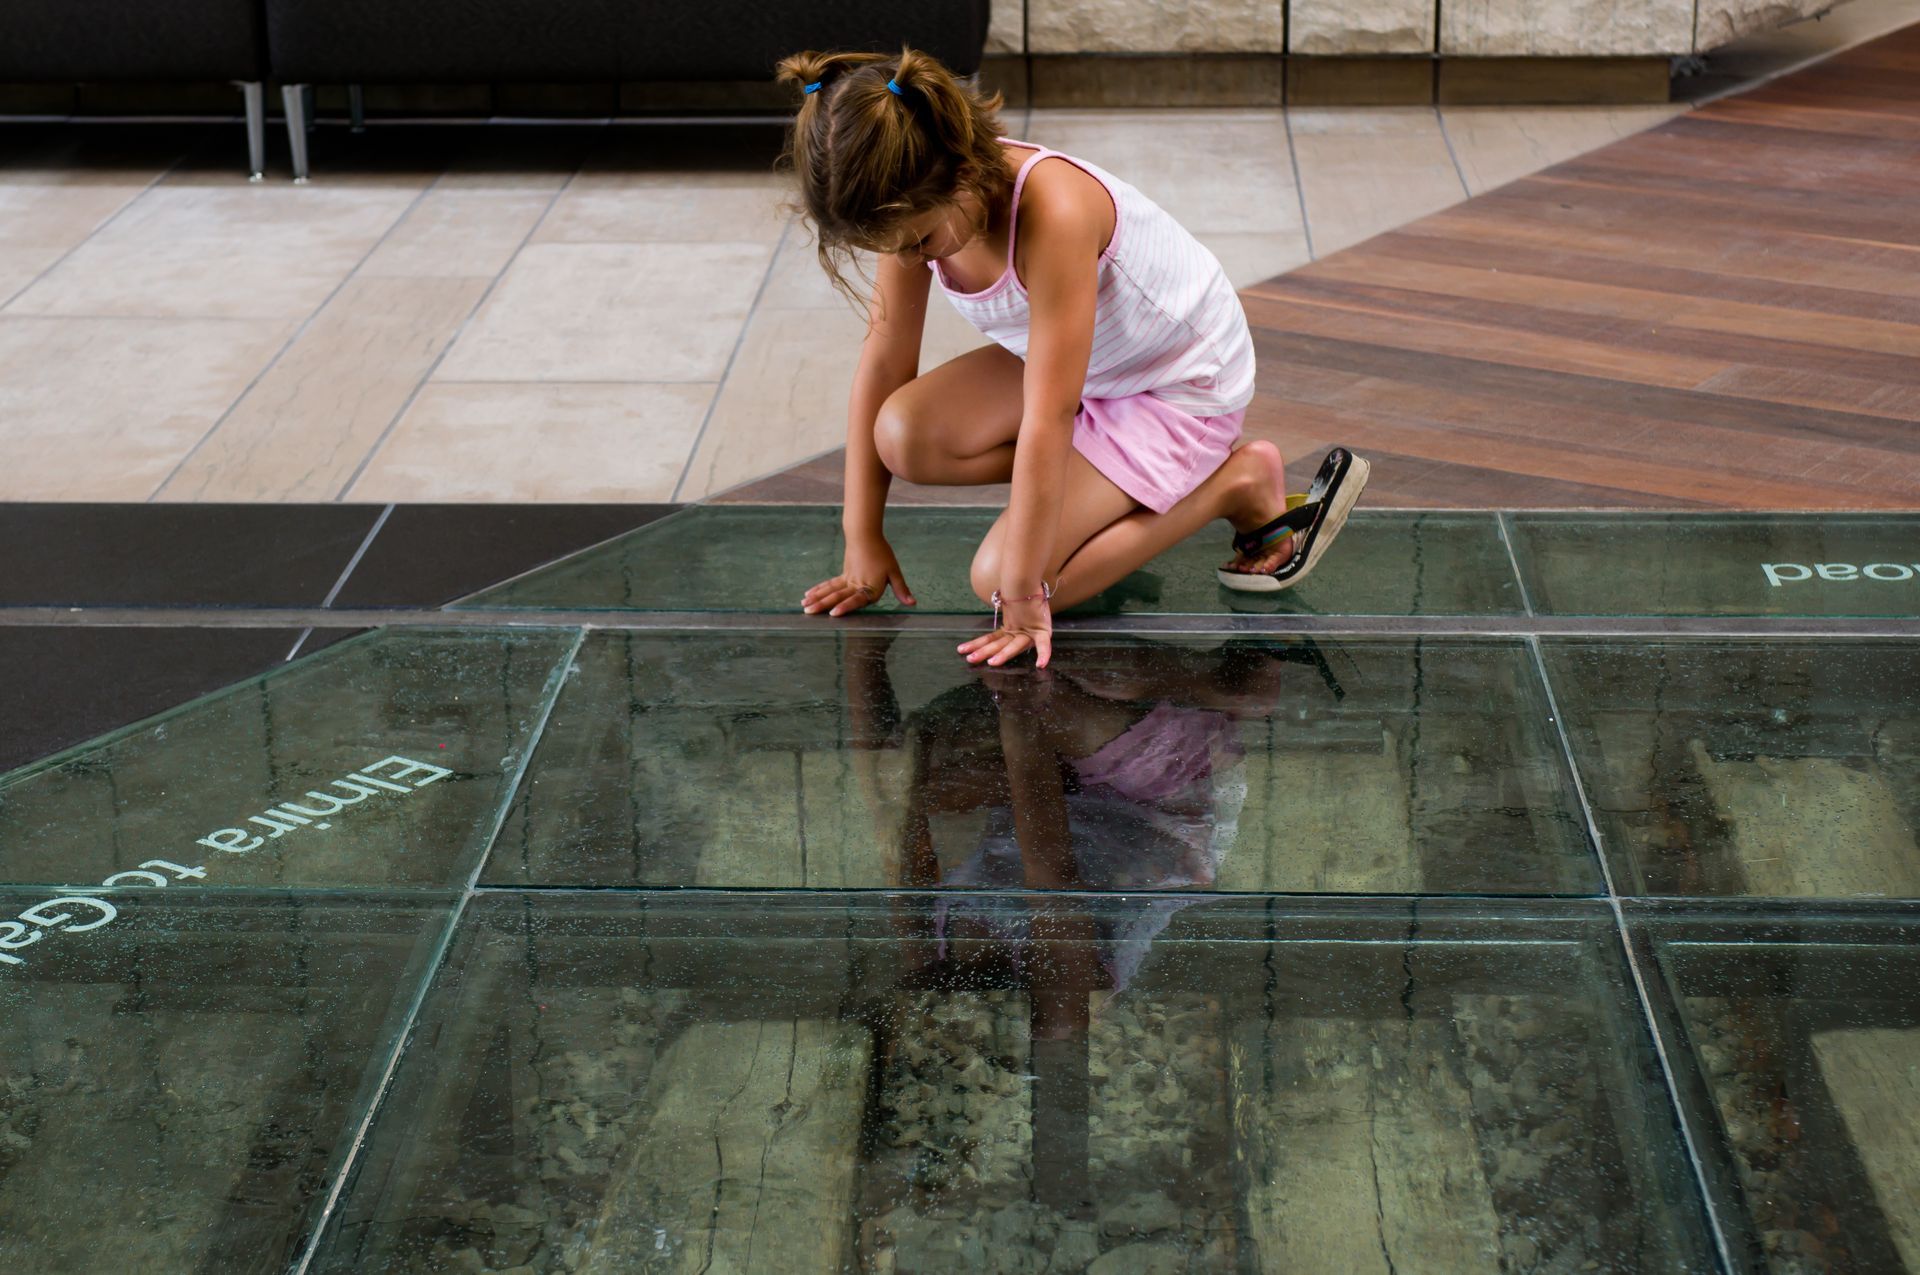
[848,637,1306,1015]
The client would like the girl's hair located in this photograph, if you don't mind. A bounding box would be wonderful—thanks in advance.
[774,46,1012,313]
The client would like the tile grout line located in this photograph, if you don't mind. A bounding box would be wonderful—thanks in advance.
[1433,105,1472,198]
[1494,511,1536,616]
[1282,108,1315,261]
[0,149,188,313]
[668,216,796,503]
[331,150,596,502]
[287,626,586,1275]
[1524,634,1739,1274]
[147,173,448,502]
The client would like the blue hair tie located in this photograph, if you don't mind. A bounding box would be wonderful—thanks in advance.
[887,77,903,95]
[802,80,822,94]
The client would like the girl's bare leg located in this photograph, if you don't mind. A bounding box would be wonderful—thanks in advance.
[881,345,1299,609]
[969,440,1296,611]
[873,344,1028,486]
[1046,441,1296,611]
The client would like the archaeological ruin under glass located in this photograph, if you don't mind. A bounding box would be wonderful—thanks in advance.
[3,508,1918,1273]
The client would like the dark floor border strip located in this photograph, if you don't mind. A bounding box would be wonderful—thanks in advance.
[2,607,1917,639]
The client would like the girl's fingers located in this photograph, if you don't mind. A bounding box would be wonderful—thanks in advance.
[892,572,915,606]
[963,633,1007,664]
[959,626,1052,665]
[807,581,856,615]
[802,577,846,610]
[984,634,1032,667]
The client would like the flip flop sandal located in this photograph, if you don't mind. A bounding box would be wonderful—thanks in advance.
[1216,447,1370,593]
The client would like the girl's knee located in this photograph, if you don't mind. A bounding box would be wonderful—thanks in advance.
[873,393,929,483]
[969,541,1000,604]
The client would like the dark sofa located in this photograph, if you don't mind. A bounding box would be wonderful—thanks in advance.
[4,1,989,180]
[0,0,272,178]
[266,0,993,178]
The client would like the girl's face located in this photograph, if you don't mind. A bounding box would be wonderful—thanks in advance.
[895,191,986,263]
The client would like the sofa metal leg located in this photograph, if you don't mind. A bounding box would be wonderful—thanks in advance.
[238,81,265,181]
[282,84,311,183]
[349,84,366,132]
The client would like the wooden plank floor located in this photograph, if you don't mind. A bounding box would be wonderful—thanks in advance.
[721,24,1920,511]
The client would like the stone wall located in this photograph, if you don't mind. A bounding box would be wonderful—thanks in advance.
[1695,0,1841,47]
[1291,0,1436,55]
[984,0,1846,55]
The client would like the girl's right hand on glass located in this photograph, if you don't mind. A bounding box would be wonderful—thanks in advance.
[802,538,915,616]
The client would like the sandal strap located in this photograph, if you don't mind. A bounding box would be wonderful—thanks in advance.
[1227,449,1352,557]
[1230,502,1318,556]
[1307,447,1350,504]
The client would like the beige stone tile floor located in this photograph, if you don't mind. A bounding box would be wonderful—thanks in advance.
[1,1,1912,504]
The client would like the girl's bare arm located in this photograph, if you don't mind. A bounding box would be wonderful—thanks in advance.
[957,174,1103,667]
[804,251,936,616]
[842,251,935,540]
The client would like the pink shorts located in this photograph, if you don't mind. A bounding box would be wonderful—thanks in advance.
[1071,393,1245,515]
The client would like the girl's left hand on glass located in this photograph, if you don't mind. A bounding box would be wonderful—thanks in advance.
[802,535,915,617]
[959,594,1053,669]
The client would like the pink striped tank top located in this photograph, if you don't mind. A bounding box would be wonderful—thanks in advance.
[929,137,1256,418]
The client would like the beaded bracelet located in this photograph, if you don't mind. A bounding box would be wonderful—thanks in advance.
[989,580,1053,630]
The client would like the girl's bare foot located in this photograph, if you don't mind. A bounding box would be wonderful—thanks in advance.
[1218,440,1296,576]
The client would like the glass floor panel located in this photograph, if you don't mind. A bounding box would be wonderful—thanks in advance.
[1512,513,1920,618]
[1634,906,1920,1274]
[313,894,1716,1274]
[0,628,577,891]
[1541,639,1920,900]
[0,890,451,1273]
[482,631,1600,895]
[457,506,1525,616]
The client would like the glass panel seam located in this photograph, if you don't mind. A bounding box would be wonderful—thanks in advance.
[1495,511,1536,617]
[286,626,587,1275]
[7,609,1920,639]
[1526,634,1738,1271]
[439,506,703,610]
[319,504,395,610]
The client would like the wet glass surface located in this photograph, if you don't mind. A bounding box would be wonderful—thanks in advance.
[1513,513,1920,617]
[314,894,1715,1274]
[1636,906,1920,1274]
[457,506,1525,616]
[1541,639,1920,899]
[0,628,578,891]
[482,631,1599,895]
[0,890,451,1273]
